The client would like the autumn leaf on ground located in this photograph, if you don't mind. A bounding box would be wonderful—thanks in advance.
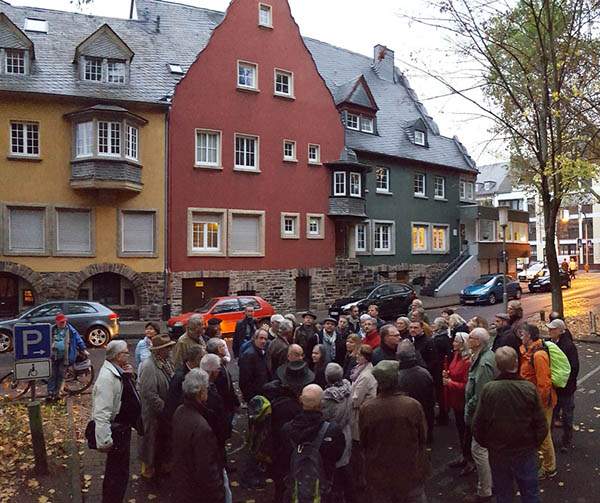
[37,497,49,503]
[147,495,157,500]
[28,478,39,488]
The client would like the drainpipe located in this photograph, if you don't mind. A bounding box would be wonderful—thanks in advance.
[162,104,171,320]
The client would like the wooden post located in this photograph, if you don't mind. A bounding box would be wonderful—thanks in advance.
[540,311,545,322]
[27,401,49,475]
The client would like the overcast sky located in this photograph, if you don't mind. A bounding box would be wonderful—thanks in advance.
[8,0,505,166]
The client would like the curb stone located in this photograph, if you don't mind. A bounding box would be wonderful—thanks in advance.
[66,397,82,503]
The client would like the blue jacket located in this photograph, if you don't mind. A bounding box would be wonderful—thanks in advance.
[52,323,86,365]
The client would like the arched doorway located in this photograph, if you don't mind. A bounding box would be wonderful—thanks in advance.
[0,272,36,318]
[78,272,139,319]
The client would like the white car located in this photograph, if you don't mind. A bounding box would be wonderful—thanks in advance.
[518,262,545,282]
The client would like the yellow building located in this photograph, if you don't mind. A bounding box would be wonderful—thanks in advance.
[0,6,174,326]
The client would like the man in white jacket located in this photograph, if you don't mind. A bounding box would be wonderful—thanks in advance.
[92,340,141,503]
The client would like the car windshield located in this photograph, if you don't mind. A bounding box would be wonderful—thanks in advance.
[194,298,219,313]
[347,285,376,298]
[528,263,543,271]
[472,276,496,287]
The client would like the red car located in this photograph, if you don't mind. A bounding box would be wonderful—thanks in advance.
[167,296,274,339]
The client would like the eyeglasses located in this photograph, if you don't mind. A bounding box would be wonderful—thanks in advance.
[119,351,130,355]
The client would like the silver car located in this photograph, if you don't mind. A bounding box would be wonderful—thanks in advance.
[0,300,120,352]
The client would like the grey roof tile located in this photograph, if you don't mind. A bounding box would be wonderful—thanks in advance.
[476,162,513,195]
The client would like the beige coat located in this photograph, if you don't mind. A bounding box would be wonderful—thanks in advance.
[349,362,377,441]
[172,330,206,368]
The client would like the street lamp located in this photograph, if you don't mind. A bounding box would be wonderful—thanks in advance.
[498,206,509,312]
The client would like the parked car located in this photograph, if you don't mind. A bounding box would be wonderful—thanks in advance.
[529,270,571,292]
[0,300,119,353]
[518,262,545,282]
[167,295,275,340]
[328,283,416,321]
[460,275,522,305]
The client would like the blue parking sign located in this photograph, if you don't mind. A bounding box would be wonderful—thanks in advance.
[14,324,52,361]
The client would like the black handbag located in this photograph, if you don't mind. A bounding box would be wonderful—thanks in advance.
[85,420,97,449]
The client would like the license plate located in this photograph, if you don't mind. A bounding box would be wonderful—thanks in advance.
[465,300,475,304]
[330,311,338,316]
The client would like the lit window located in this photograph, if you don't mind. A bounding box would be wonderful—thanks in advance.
[283,140,296,161]
[5,50,25,74]
[238,62,257,89]
[414,173,425,197]
[235,135,259,170]
[374,223,392,252]
[349,172,361,197]
[275,69,293,96]
[346,113,359,130]
[84,58,103,81]
[259,3,272,27]
[376,167,389,192]
[126,125,139,160]
[361,116,374,133]
[98,121,121,156]
[333,172,346,195]
[412,224,428,252]
[193,219,220,251]
[434,176,445,199]
[355,223,367,252]
[107,61,126,83]
[10,122,39,156]
[308,144,320,164]
[432,226,448,252]
[195,130,221,167]
[76,122,93,158]
[309,219,318,234]
[306,214,324,239]
[415,130,426,146]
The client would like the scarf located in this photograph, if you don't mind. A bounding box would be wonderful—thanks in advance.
[152,353,175,381]
[350,362,367,382]
[322,330,337,361]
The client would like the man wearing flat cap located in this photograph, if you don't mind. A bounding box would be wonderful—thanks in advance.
[294,311,318,362]
[318,317,345,365]
[492,313,521,355]
[360,360,429,502]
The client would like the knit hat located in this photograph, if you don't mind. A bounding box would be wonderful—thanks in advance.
[371,360,399,391]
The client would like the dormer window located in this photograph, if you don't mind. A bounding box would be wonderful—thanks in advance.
[346,113,359,130]
[361,116,374,133]
[415,130,426,146]
[84,57,102,81]
[107,61,126,83]
[5,50,25,74]
[0,14,35,76]
[82,57,127,84]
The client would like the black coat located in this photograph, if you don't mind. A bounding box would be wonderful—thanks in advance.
[413,334,437,377]
[214,364,240,419]
[343,354,357,380]
[431,332,453,386]
[294,324,319,363]
[204,383,229,469]
[162,365,189,425]
[347,317,361,335]
[233,317,258,358]
[372,342,398,366]
[238,343,271,402]
[556,334,580,394]
[492,325,522,355]
[397,360,435,444]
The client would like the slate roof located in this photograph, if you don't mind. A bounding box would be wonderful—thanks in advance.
[476,162,514,196]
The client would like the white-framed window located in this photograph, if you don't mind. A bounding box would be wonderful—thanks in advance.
[460,179,474,201]
[412,223,429,252]
[460,180,466,200]
[107,60,126,83]
[188,209,226,256]
[5,50,26,74]
[8,207,45,253]
[84,57,103,81]
[281,212,299,239]
[467,181,474,200]
[82,56,127,84]
[229,210,265,256]
[120,211,155,255]
[361,116,374,133]
[333,171,346,195]
[308,144,320,164]
[283,140,296,161]
[415,130,426,146]
[376,167,389,193]
[306,213,324,239]
[373,221,394,253]
[76,121,93,158]
[238,61,258,90]
[274,69,293,97]
[258,3,272,27]
[414,173,426,197]
[10,122,39,157]
[434,176,445,199]
[195,129,221,167]
[346,113,359,130]
[355,223,367,252]
[234,134,259,171]
[56,209,92,254]
[432,225,449,252]
[125,125,139,160]
[349,172,361,197]
[98,121,121,156]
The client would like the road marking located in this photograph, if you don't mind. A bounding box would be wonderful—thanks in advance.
[577,364,600,386]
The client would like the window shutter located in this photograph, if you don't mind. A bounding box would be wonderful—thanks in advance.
[231,215,259,252]
[57,210,91,252]
[122,212,154,252]
[9,209,44,251]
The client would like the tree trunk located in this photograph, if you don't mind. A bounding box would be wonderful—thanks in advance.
[543,200,564,317]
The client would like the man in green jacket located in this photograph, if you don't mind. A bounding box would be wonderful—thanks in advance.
[464,327,496,503]
[473,346,547,503]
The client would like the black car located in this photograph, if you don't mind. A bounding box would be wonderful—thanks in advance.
[529,270,571,292]
[328,283,416,321]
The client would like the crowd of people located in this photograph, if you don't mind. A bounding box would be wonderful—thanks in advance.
[89,298,580,503]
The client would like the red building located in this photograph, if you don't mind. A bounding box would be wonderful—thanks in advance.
[168,0,344,314]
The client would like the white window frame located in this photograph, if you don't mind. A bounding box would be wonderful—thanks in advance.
[361,116,374,133]
[355,222,369,253]
[97,121,121,157]
[412,222,429,254]
[281,212,300,239]
[258,3,273,27]
[372,220,395,255]
[460,180,467,200]
[237,60,258,91]
[55,208,93,256]
[187,208,227,257]
[195,129,222,168]
[75,121,94,158]
[5,49,26,74]
[118,210,157,257]
[107,60,126,84]
[228,209,265,257]
[6,206,48,255]
[414,173,426,197]
[308,144,321,164]
[234,133,260,172]
[434,176,446,199]
[346,112,359,130]
[274,68,294,98]
[306,213,325,239]
[414,130,426,146]
[10,121,39,157]
[467,181,474,200]
[376,167,390,193]
[349,172,361,197]
[432,224,450,253]
[283,139,297,162]
[125,124,139,161]
[83,57,103,82]
[333,171,346,196]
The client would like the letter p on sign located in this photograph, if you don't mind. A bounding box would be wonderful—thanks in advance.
[23,330,43,357]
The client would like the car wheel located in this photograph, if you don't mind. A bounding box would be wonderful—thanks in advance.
[0,331,12,353]
[86,326,109,347]
[488,293,497,305]
[514,289,522,299]
[566,279,571,288]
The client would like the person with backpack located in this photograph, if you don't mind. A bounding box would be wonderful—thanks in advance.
[519,324,557,480]
[282,384,345,503]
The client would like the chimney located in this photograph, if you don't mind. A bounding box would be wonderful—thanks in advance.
[372,44,395,82]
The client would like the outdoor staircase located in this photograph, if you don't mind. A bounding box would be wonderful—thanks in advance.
[421,248,471,296]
